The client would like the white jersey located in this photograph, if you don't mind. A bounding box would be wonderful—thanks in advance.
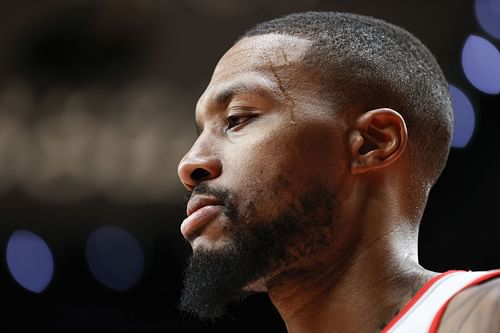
[381,269,500,333]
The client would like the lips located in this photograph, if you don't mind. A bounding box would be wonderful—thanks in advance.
[181,196,224,239]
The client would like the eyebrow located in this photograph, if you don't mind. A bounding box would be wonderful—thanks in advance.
[195,81,278,135]
[214,82,274,106]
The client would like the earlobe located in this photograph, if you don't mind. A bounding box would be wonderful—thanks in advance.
[350,108,408,175]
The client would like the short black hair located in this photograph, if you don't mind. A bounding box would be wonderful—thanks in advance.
[242,12,452,189]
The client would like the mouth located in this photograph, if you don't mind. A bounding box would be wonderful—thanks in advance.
[181,196,225,240]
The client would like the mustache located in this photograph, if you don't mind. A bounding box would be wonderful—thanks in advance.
[184,183,227,205]
[184,183,237,220]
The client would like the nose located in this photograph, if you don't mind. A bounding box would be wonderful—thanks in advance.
[177,154,222,191]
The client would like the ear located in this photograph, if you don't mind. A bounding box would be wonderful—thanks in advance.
[349,108,408,175]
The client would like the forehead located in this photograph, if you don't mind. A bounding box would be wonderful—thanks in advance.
[197,34,313,108]
[213,34,312,80]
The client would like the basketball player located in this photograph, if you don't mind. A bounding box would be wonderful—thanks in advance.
[177,12,500,333]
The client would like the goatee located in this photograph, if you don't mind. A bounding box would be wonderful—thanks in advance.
[179,185,336,321]
[179,219,291,320]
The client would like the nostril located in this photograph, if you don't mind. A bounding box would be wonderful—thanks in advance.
[191,168,210,181]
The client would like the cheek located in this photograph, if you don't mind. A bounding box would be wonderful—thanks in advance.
[254,121,345,187]
[221,122,346,221]
[222,150,285,221]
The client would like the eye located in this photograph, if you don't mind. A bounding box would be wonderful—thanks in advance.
[226,114,255,130]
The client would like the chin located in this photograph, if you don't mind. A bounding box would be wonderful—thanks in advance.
[191,235,233,251]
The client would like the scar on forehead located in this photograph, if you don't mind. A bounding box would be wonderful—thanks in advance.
[280,48,291,66]
[262,48,297,125]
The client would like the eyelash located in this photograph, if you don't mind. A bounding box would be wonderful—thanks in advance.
[226,114,255,130]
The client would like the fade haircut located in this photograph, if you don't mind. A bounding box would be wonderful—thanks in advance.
[242,12,453,190]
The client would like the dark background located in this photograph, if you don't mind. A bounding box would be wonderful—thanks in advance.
[0,0,498,332]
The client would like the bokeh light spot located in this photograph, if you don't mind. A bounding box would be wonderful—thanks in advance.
[461,35,500,94]
[449,84,476,148]
[475,0,500,40]
[86,226,144,291]
[6,230,54,293]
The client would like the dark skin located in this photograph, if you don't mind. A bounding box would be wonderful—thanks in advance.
[178,34,499,333]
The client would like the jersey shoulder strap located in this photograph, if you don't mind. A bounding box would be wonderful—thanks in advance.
[381,269,500,333]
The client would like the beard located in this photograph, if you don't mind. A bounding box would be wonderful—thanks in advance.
[179,183,336,321]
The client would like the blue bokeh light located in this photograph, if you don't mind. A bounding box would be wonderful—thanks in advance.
[86,226,144,291]
[6,230,54,293]
[461,35,500,94]
[449,84,475,148]
[475,0,500,40]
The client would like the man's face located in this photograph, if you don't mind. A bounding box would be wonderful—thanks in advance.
[177,34,351,320]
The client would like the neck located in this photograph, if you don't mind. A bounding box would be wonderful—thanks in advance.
[268,236,433,333]
[266,187,435,333]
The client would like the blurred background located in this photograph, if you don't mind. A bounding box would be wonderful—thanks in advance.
[0,0,498,331]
